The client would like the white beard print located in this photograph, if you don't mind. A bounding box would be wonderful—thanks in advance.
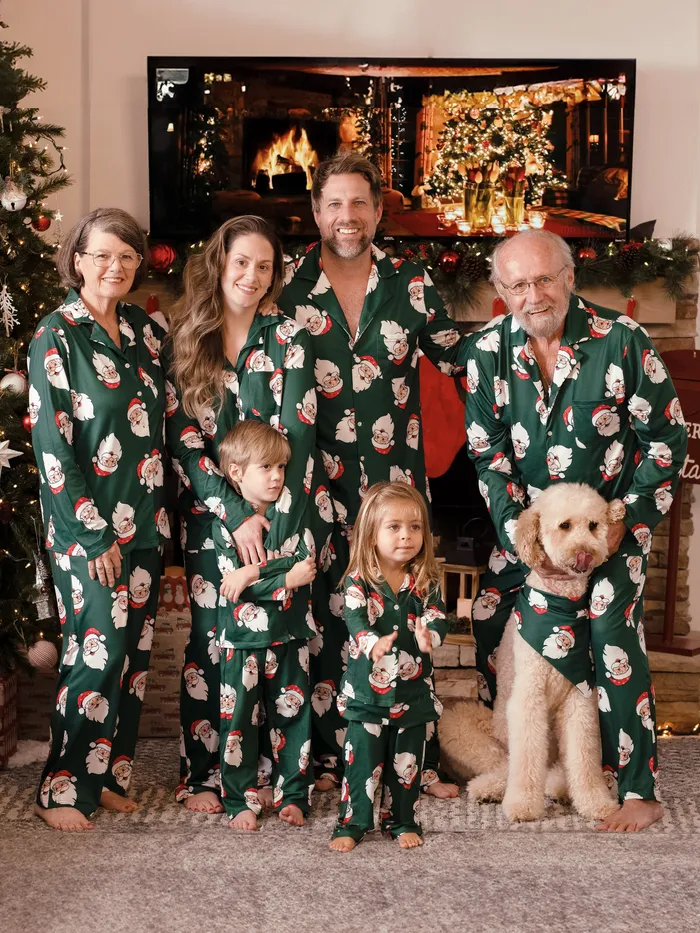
[85,745,111,775]
[51,776,77,806]
[190,574,217,609]
[71,390,95,421]
[241,656,259,692]
[224,732,243,767]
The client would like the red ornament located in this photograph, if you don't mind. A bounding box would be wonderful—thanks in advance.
[577,247,597,261]
[22,413,32,432]
[149,243,177,271]
[438,249,461,275]
[32,215,51,232]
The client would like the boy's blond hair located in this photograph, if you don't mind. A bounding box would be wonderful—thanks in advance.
[218,421,291,490]
[346,482,440,595]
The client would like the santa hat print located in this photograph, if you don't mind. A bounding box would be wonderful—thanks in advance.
[84,627,105,643]
[77,690,100,714]
[74,497,92,520]
[591,404,613,426]
[636,691,650,714]
[128,397,146,417]
[555,625,575,644]
[66,543,87,557]
[408,275,424,293]
[562,406,574,431]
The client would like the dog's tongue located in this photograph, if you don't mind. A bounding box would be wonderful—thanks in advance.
[575,551,593,572]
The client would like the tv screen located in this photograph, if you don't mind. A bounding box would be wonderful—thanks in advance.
[147,57,635,242]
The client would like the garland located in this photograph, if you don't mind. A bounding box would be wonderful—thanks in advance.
[147,236,699,309]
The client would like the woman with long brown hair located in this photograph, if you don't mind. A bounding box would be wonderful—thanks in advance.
[164,215,322,813]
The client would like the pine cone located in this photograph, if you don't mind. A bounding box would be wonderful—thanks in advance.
[461,252,487,282]
[616,243,641,273]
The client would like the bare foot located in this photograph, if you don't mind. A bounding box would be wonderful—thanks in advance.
[595,798,663,832]
[279,803,305,826]
[228,810,258,831]
[329,836,356,852]
[34,803,93,832]
[398,832,423,849]
[100,790,138,813]
[423,780,459,799]
[315,776,337,792]
[258,787,274,810]
[182,791,224,814]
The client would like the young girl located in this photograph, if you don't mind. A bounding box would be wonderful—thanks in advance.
[329,482,447,852]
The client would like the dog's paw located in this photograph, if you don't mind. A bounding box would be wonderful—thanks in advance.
[544,764,570,802]
[468,772,506,803]
[576,797,620,822]
[502,791,546,823]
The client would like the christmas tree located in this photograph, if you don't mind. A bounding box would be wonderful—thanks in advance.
[424,92,565,205]
[0,17,70,674]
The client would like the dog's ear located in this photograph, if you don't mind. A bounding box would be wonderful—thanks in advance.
[607,499,626,525]
[514,506,545,570]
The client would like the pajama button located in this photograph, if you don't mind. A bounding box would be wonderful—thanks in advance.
[394,604,399,610]
[547,430,552,436]
[137,391,142,397]
[391,682,396,688]
[393,624,399,630]
[124,362,130,368]
[357,421,362,427]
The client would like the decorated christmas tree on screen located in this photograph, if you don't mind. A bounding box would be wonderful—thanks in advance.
[0,17,70,673]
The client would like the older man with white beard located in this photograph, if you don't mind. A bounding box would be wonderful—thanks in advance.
[465,229,687,831]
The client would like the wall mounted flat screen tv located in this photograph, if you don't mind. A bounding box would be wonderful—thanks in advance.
[147,57,635,241]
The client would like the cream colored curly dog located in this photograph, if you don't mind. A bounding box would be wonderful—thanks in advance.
[440,483,624,823]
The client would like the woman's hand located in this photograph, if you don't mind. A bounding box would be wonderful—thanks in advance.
[414,617,434,655]
[232,513,270,566]
[370,631,397,662]
[88,542,123,588]
[220,565,260,602]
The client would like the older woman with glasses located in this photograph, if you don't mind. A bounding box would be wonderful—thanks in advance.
[30,208,169,831]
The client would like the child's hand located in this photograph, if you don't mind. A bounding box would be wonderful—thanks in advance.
[285,557,317,590]
[370,631,397,662]
[414,617,433,654]
[220,565,259,602]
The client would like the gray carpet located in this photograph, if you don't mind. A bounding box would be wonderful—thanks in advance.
[1,738,699,933]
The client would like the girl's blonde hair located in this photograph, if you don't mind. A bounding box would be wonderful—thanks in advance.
[167,215,285,418]
[346,482,440,595]
[218,420,291,490]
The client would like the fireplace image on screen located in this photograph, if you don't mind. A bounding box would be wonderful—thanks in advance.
[148,57,635,241]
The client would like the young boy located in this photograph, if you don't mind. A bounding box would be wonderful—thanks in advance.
[214,420,317,831]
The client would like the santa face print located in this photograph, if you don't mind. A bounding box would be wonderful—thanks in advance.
[111,585,128,628]
[405,414,420,450]
[242,655,259,691]
[86,741,112,775]
[43,452,65,493]
[192,720,219,753]
[296,304,331,336]
[472,588,501,621]
[371,414,395,454]
[129,567,152,608]
[589,578,614,618]
[311,680,335,716]
[315,486,334,523]
[220,683,237,719]
[393,751,418,787]
[369,653,399,694]
[314,359,343,398]
[78,691,110,723]
[275,685,305,718]
[127,400,149,437]
[54,409,72,444]
[112,502,136,545]
[380,320,409,363]
[352,357,382,393]
[224,731,243,767]
[112,757,133,790]
[51,772,78,806]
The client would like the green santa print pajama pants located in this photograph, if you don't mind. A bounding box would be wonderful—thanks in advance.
[36,548,161,816]
[473,533,659,802]
[177,546,223,800]
[219,639,313,819]
[332,715,427,843]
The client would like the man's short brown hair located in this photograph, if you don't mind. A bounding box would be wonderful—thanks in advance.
[218,421,291,489]
[57,207,148,292]
[311,151,383,211]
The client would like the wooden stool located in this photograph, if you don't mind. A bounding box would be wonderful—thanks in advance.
[438,562,486,617]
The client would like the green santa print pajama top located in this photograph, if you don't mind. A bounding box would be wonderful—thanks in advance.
[278,242,472,787]
[331,572,448,842]
[465,295,688,802]
[30,291,168,816]
[162,308,329,801]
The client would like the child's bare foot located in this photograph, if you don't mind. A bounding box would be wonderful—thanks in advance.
[315,776,337,791]
[228,810,258,831]
[100,790,138,812]
[595,799,663,832]
[34,804,93,832]
[398,832,423,849]
[258,787,274,810]
[279,804,305,826]
[329,836,356,852]
[183,791,224,814]
[424,780,459,799]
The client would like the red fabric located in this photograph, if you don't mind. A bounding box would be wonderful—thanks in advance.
[419,355,466,478]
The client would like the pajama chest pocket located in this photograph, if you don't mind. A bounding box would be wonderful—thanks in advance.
[571,398,622,448]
